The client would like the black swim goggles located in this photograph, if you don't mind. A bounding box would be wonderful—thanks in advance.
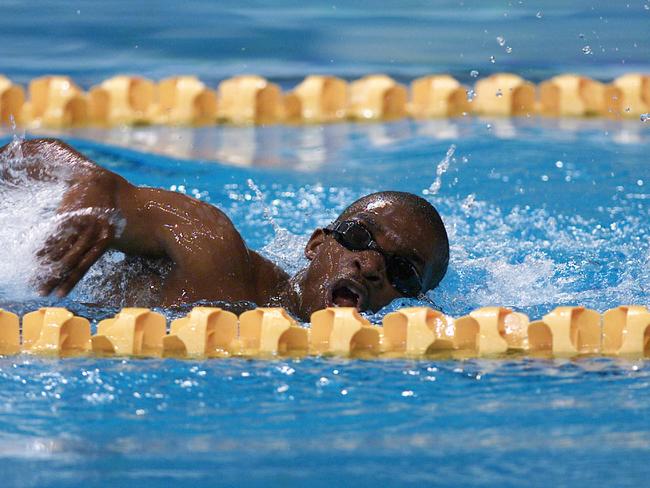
[324,220,423,297]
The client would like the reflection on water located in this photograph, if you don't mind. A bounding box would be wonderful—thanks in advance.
[11,117,649,170]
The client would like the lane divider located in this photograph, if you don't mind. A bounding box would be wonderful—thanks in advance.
[0,72,648,128]
[0,305,648,359]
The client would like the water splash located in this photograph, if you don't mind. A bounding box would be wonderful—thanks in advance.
[0,139,66,300]
[422,145,456,196]
[246,178,309,275]
[247,178,281,234]
[461,193,476,213]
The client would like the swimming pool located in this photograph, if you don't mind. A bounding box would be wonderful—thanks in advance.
[2,1,650,487]
[1,117,649,486]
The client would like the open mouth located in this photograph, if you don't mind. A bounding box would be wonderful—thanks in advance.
[328,280,366,310]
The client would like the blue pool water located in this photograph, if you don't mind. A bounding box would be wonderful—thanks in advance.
[1,1,650,487]
[1,118,649,487]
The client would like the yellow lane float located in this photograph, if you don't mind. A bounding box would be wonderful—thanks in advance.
[311,307,380,356]
[539,74,620,117]
[473,73,536,116]
[602,305,650,355]
[285,75,348,123]
[156,76,218,125]
[0,309,20,355]
[349,74,408,121]
[238,307,308,356]
[22,307,91,356]
[89,75,156,126]
[217,75,283,125]
[21,76,88,128]
[382,307,456,356]
[0,304,648,359]
[163,307,238,358]
[91,308,166,357]
[528,306,601,355]
[0,75,25,126]
[612,73,650,117]
[1,71,649,127]
[410,75,470,118]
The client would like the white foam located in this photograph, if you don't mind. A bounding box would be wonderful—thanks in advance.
[0,138,65,300]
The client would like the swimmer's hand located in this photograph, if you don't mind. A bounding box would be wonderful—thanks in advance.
[36,207,116,297]
[18,139,125,297]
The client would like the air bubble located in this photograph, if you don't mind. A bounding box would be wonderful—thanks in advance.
[470,70,479,78]
[495,89,503,97]
[496,36,506,47]
[641,113,649,122]
[536,11,543,18]
[466,89,476,102]
[489,55,496,63]
[555,160,564,168]
[582,45,593,55]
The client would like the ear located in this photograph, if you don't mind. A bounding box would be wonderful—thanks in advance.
[304,228,326,260]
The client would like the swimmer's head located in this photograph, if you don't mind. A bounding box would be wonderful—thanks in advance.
[297,191,449,319]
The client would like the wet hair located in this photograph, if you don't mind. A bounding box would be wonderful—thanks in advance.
[335,191,450,291]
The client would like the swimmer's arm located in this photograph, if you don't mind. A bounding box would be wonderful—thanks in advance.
[113,185,262,303]
[21,138,281,301]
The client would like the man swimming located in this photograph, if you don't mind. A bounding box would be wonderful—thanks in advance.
[0,138,449,321]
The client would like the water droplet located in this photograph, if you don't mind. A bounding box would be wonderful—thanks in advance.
[641,113,649,122]
[486,123,492,130]
[495,89,503,97]
[470,69,479,78]
[536,11,543,18]
[466,88,476,102]
[489,55,496,63]
[582,45,593,55]
[496,36,506,47]
[461,194,476,212]
[505,46,513,53]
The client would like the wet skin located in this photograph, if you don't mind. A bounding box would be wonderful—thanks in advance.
[0,138,449,321]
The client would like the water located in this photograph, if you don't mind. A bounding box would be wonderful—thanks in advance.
[1,1,650,486]
[1,118,649,486]
[1,1,649,87]
[1,356,649,487]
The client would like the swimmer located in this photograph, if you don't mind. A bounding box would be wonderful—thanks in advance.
[0,138,449,321]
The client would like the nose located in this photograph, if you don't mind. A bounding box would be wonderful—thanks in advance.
[352,250,384,284]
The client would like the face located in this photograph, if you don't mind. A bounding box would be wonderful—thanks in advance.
[297,196,443,319]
